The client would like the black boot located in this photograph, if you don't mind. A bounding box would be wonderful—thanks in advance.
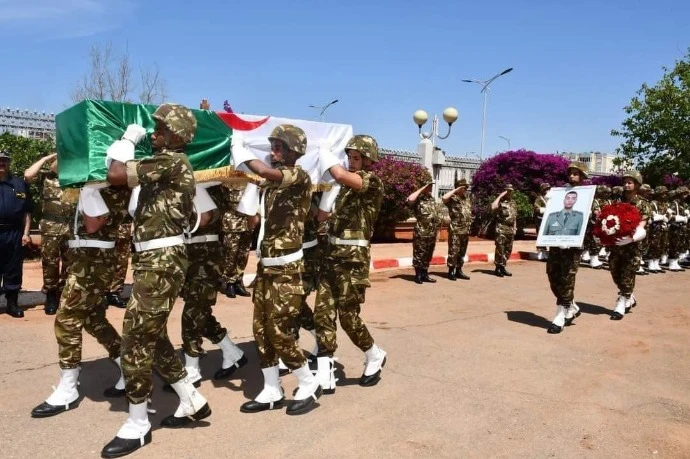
[456,266,470,280]
[101,431,152,458]
[494,266,504,278]
[225,282,236,298]
[414,268,423,284]
[501,266,513,277]
[448,267,457,281]
[5,290,23,318]
[105,292,127,309]
[44,290,59,315]
[234,281,251,297]
[421,269,436,283]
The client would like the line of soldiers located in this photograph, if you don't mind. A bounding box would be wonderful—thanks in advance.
[27,103,388,458]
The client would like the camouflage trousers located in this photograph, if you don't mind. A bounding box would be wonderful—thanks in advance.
[252,267,306,370]
[109,232,131,293]
[121,269,187,405]
[295,247,318,334]
[314,261,374,356]
[55,251,122,369]
[494,231,514,267]
[646,223,668,259]
[412,234,436,269]
[41,232,71,293]
[608,243,640,297]
[180,243,227,357]
[545,247,581,306]
[222,231,252,283]
[447,231,469,268]
[668,224,684,258]
[583,222,601,255]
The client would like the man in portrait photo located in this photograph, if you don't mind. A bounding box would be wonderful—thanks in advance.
[542,190,584,236]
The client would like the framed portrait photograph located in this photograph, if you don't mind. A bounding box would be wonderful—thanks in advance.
[536,185,596,248]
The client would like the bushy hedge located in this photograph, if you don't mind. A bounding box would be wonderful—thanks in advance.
[370,156,431,236]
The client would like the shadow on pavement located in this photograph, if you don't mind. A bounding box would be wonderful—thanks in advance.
[577,302,612,316]
[471,268,500,277]
[504,310,551,329]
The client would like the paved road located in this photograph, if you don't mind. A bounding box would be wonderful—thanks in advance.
[1,260,689,458]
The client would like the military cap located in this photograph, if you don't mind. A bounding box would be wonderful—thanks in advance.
[153,103,197,145]
[612,185,624,194]
[567,161,589,178]
[539,183,551,191]
[639,183,652,192]
[0,150,10,159]
[269,124,307,156]
[655,185,668,194]
[504,184,515,191]
[345,135,379,162]
[622,170,643,185]
[455,178,469,188]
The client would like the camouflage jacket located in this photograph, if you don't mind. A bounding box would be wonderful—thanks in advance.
[667,199,687,222]
[126,148,196,243]
[649,200,668,224]
[494,198,517,233]
[259,166,311,274]
[73,187,131,242]
[220,186,250,233]
[412,194,441,238]
[325,170,383,263]
[446,194,472,234]
[40,171,76,233]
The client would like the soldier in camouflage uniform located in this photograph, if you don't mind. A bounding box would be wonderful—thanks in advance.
[491,184,517,277]
[634,184,653,275]
[313,134,387,392]
[220,185,253,298]
[31,184,131,418]
[646,186,669,273]
[102,104,211,458]
[24,153,76,315]
[666,188,689,271]
[608,171,650,321]
[582,185,608,269]
[443,178,473,280]
[105,216,132,308]
[546,162,589,334]
[680,188,690,264]
[533,183,551,261]
[235,124,322,416]
[407,182,441,284]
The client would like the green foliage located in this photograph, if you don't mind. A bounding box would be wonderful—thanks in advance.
[611,49,690,179]
[0,132,55,227]
[512,191,533,227]
[370,157,432,235]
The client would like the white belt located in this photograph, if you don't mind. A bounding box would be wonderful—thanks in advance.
[260,249,304,267]
[134,234,185,252]
[302,239,318,249]
[185,234,220,244]
[328,235,369,247]
[68,239,116,249]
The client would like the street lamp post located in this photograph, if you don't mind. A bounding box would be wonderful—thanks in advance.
[462,67,513,161]
[308,99,339,121]
[498,135,511,150]
[412,107,459,199]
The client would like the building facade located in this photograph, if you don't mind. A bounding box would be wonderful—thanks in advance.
[0,108,56,140]
[558,151,618,174]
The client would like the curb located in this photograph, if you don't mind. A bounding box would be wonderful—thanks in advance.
[242,250,537,285]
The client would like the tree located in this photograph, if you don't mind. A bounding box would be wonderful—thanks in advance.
[71,42,168,104]
[611,49,690,179]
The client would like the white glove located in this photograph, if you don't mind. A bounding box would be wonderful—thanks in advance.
[615,236,633,246]
[193,185,217,214]
[106,140,135,168]
[319,183,341,213]
[122,124,147,145]
[318,143,341,179]
[128,185,141,217]
[653,213,665,222]
[538,207,545,215]
[78,187,109,217]
[231,137,259,168]
[675,215,687,223]
[632,226,646,242]
[663,215,669,223]
[236,182,260,216]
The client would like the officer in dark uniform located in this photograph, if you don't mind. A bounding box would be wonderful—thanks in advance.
[0,150,34,318]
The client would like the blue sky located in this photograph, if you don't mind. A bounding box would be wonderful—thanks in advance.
[1,0,689,158]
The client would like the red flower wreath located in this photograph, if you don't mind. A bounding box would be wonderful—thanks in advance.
[593,202,642,247]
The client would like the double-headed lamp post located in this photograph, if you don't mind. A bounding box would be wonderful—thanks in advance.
[462,67,513,161]
[309,99,339,121]
[412,107,459,199]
